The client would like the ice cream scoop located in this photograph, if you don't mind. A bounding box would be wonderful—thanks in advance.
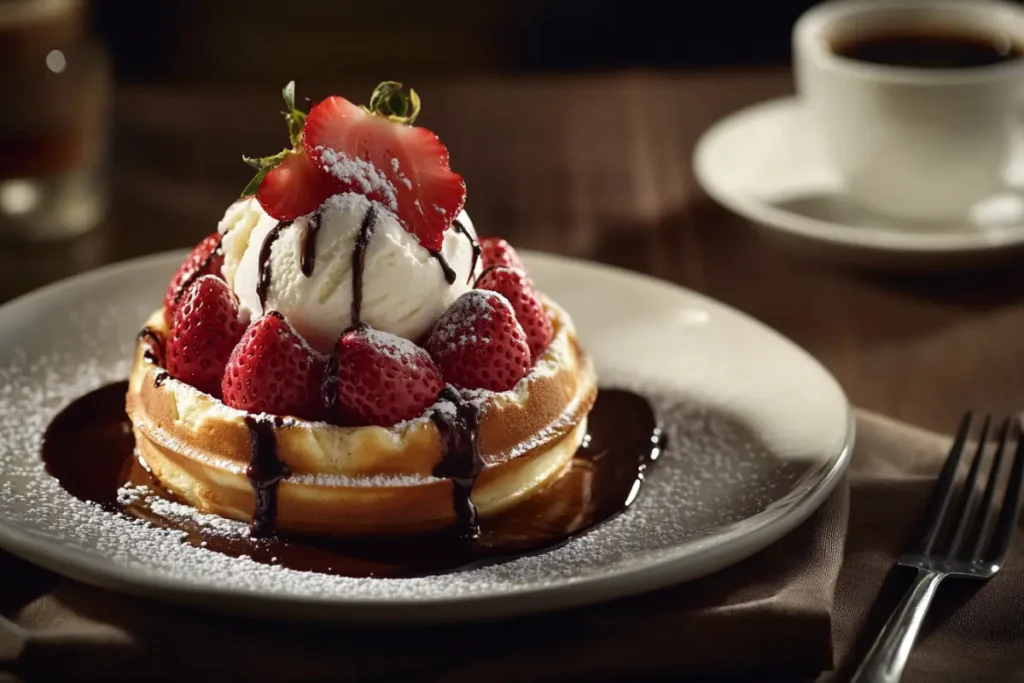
[222,193,482,353]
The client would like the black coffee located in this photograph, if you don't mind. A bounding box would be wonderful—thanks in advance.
[832,31,1022,68]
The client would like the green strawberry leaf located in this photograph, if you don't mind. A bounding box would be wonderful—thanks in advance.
[282,80,296,112]
[366,81,420,125]
[241,167,271,197]
[281,80,307,146]
[240,149,288,196]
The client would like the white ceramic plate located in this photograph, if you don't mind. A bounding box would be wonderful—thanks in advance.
[0,250,852,622]
[694,96,1024,270]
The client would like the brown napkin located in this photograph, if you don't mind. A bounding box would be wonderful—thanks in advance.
[1,411,1021,683]
[824,412,1024,683]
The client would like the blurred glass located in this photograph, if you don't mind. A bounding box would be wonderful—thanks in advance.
[0,0,110,241]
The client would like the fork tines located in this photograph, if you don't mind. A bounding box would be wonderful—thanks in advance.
[906,413,1024,571]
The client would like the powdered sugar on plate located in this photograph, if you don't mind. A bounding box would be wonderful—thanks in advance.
[118,483,250,537]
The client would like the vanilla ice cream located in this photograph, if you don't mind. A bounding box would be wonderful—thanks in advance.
[219,194,482,352]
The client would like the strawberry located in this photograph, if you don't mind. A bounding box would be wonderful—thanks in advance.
[166,275,244,398]
[425,290,531,392]
[302,81,465,252]
[255,148,342,222]
[479,237,525,271]
[475,266,553,360]
[241,81,343,222]
[221,311,327,421]
[163,233,224,326]
[331,324,444,427]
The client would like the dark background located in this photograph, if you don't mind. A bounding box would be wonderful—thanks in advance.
[91,0,822,85]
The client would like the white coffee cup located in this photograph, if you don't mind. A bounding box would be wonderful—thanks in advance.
[794,0,1024,222]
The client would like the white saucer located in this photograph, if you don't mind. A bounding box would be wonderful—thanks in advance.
[694,96,1024,270]
[0,250,852,622]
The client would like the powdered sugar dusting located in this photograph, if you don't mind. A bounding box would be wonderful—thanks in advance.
[119,483,250,537]
[390,157,413,190]
[0,254,845,609]
[358,326,426,364]
[428,290,502,354]
[317,148,398,211]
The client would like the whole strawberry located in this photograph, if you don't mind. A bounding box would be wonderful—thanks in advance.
[331,324,444,427]
[479,236,525,271]
[166,275,244,398]
[163,233,224,325]
[425,290,531,392]
[476,266,553,360]
[222,312,327,420]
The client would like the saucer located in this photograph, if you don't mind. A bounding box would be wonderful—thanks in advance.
[693,96,1024,270]
[0,250,851,622]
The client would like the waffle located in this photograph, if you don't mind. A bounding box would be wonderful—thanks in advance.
[125,298,597,536]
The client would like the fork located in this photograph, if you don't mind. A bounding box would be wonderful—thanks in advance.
[851,413,1024,683]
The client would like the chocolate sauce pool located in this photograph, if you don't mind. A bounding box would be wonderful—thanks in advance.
[42,382,663,579]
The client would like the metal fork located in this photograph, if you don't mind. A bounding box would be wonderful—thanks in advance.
[852,414,1024,683]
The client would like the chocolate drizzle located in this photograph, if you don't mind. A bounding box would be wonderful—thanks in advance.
[256,221,291,311]
[172,235,223,305]
[430,386,484,540]
[138,327,169,388]
[137,327,164,367]
[351,205,378,324]
[43,384,664,578]
[244,414,289,537]
[300,208,325,278]
[430,250,458,285]
[452,218,481,283]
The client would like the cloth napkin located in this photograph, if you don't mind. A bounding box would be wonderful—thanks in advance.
[1,411,1021,683]
[824,412,1024,683]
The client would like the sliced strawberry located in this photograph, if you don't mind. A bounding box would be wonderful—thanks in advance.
[331,324,444,427]
[475,266,553,360]
[302,89,465,252]
[479,237,525,271]
[163,233,224,326]
[256,148,343,222]
[425,290,531,392]
[221,311,327,420]
[166,275,244,398]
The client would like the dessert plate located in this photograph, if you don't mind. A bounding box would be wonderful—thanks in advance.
[0,250,852,622]
[693,96,1024,270]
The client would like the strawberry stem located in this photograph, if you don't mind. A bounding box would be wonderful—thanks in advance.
[281,81,307,147]
[365,81,421,125]
[240,81,308,197]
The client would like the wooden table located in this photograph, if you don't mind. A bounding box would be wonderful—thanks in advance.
[2,69,1021,433]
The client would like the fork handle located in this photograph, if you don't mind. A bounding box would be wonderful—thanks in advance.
[851,568,945,683]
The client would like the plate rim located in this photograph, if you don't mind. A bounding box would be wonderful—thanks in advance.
[0,249,854,623]
[693,95,1024,255]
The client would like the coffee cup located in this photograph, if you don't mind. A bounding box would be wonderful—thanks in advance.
[794,0,1024,222]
